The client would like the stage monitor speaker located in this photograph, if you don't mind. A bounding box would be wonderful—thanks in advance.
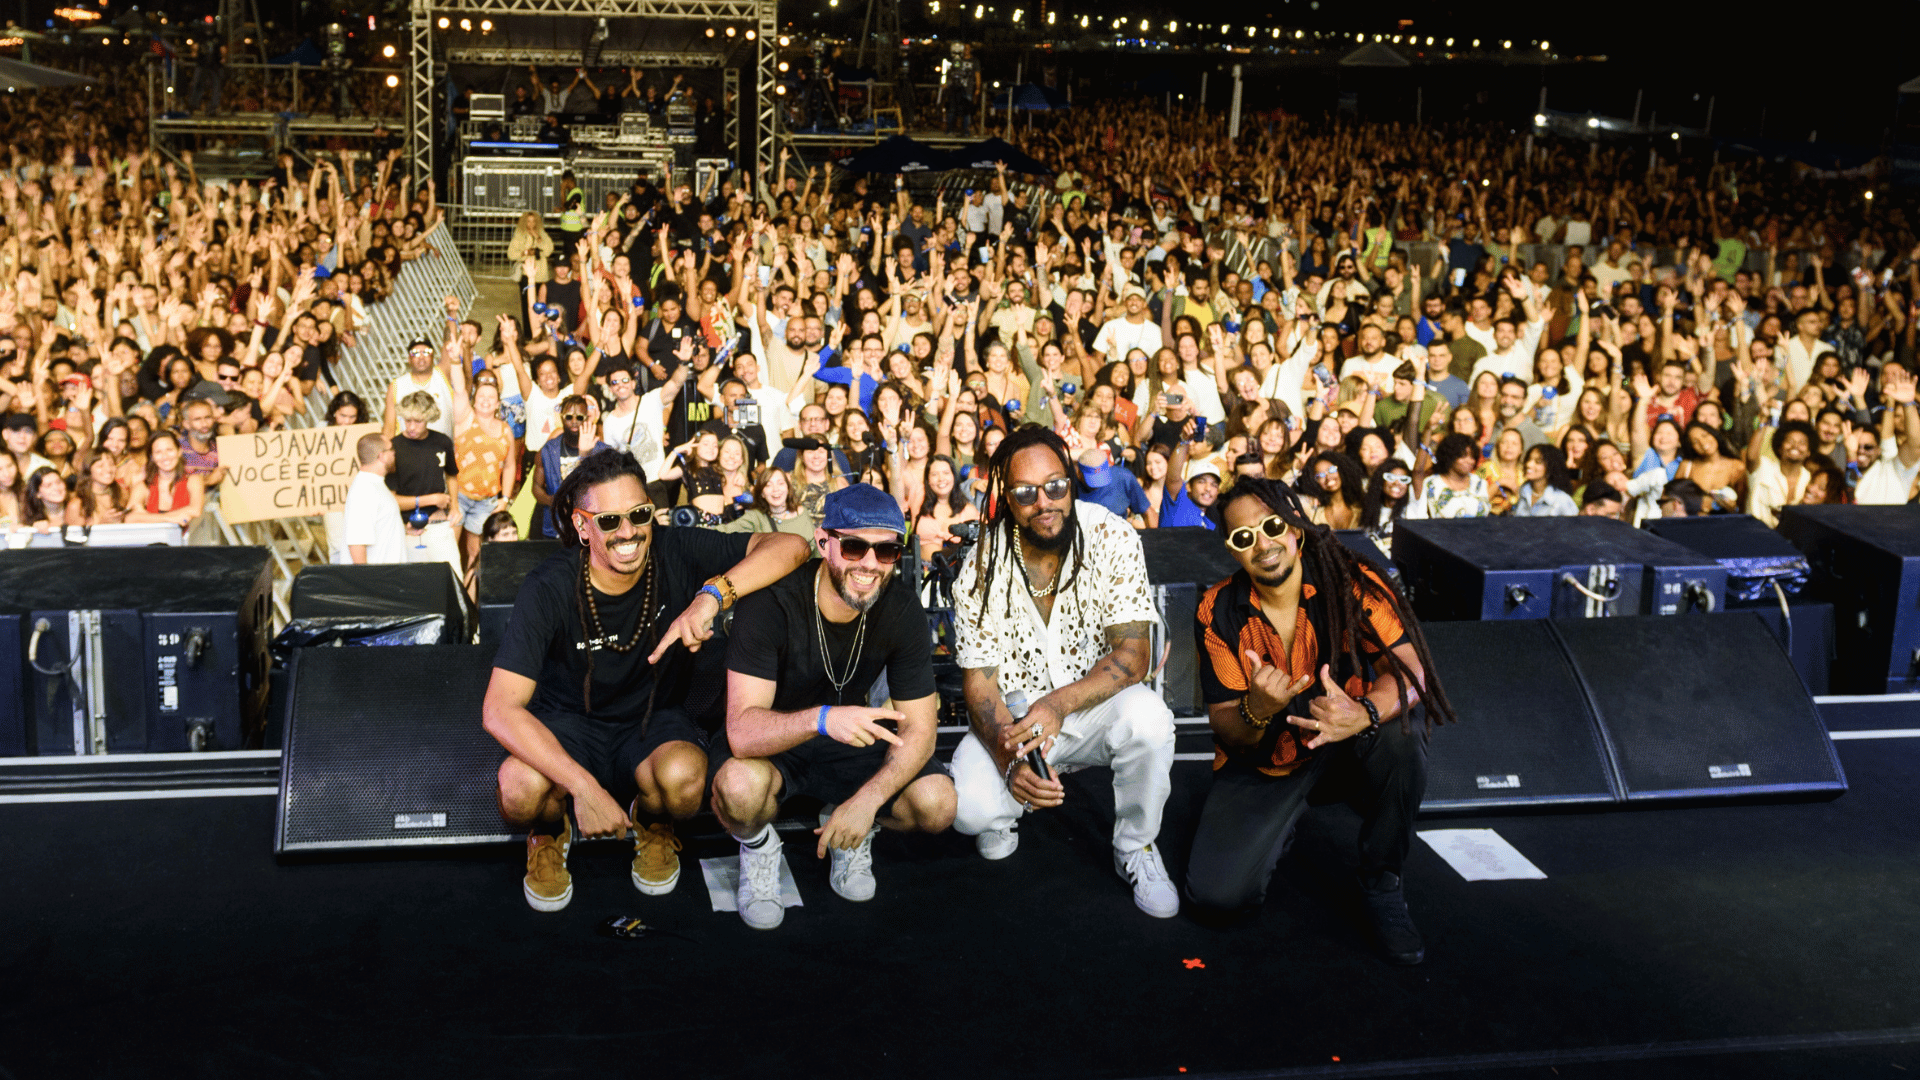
[0,614,21,755]
[291,563,469,643]
[0,548,272,754]
[1551,613,1845,802]
[276,645,510,853]
[1394,517,1726,621]
[1140,528,1239,716]
[476,540,563,648]
[1419,619,1621,811]
[1776,504,1920,694]
[1642,514,1810,607]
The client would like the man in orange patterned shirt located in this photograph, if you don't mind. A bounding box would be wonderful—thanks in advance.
[1188,478,1456,965]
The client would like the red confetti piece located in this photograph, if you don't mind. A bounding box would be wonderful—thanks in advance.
[1182,958,1206,969]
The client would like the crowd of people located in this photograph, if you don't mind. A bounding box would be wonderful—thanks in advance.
[381,99,1919,588]
[0,82,448,547]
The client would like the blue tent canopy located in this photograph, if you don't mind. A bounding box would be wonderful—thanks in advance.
[987,83,1069,112]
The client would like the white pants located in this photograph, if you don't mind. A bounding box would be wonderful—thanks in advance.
[951,682,1175,853]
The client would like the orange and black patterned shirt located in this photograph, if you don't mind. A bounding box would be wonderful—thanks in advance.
[1195,566,1407,776]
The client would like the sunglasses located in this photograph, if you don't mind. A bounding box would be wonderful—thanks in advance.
[562,412,587,422]
[829,531,905,565]
[1225,514,1293,553]
[1007,477,1072,506]
[582,503,656,532]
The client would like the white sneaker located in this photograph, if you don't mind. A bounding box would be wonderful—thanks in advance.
[820,806,879,902]
[1115,844,1180,919]
[976,824,1019,860]
[736,833,787,930]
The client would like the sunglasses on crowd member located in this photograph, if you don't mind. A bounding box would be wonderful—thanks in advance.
[608,374,634,387]
[1007,477,1072,506]
[1225,514,1294,553]
[828,531,906,565]
[583,503,656,532]
[1381,471,1412,487]
[562,410,588,423]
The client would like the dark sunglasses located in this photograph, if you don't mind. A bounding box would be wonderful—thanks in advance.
[583,504,656,532]
[1225,514,1292,553]
[1007,477,1072,506]
[561,412,587,422]
[829,531,905,565]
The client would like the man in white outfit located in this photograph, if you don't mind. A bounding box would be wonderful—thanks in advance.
[950,426,1179,918]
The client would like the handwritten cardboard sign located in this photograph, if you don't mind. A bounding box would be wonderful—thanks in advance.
[217,423,380,524]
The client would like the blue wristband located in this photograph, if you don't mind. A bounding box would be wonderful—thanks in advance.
[817,704,830,737]
[699,583,725,608]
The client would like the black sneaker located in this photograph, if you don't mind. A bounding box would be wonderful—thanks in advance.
[1359,871,1425,965]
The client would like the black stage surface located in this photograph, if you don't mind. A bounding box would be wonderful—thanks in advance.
[3,739,1918,1080]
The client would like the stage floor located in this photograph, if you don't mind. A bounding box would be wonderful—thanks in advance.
[2,739,1917,1080]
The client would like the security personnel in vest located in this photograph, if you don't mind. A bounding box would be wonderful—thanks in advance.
[556,170,587,251]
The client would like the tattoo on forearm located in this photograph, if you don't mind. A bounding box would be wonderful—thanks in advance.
[1102,621,1153,684]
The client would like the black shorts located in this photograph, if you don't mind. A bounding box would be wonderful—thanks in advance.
[710,729,949,816]
[539,706,708,801]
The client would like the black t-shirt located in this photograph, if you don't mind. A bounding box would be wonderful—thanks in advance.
[726,559,936,711]
[544,277,582,329]
[493,530,753,724]
[387,430,456,498]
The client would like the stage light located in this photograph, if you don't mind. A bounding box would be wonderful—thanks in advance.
[437,16,448,29]
[1533,113,1545,125]
[778,61,789,71]
[1047,10,1054,23]
[1541,40,1549,49]
[1011,10,1022,22]
[1502,39,1511,48]
[725,25,736,36]
[1446,37,1453,45]
[1471,39,1479,46]
[1670,132,1679,140]
[745,29,755,39]
[778,35,789,45]
[481,20,491,32]
[1865,190,1875,201]
[1586,117,1599,129]
[774,84,787,95]
[1167,20,1176,31]
[385,74,398,87]
[382,44,394,57]
[1247,26,1254,36]
[974,4,983,17]
[705,27,714,36]
[1079,14,1088,26]
[459,18,471,31]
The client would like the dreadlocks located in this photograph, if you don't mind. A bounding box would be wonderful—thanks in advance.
[969,425,1087,628]
[1223,476,1457,733]
[552,448,660,721]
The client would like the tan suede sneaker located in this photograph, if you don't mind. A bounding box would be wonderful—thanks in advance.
[523,816,574,912]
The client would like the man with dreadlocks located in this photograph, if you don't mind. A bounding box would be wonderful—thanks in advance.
[950,426,1179,918]
[1188,477,1455,965]
[483,448,810,912]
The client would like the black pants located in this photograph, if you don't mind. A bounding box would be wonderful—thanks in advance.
[1187,714,1428,915]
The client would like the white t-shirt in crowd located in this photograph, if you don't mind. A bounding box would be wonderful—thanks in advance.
[1092,315,1163,363]
[338,470,407,564]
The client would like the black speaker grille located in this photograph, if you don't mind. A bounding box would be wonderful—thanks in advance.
[277,645,511,852]
[1420,619,1619,810]
[1551,614,1845,800]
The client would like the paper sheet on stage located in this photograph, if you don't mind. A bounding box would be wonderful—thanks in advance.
[699,855,805,912]
[1417,828,1548,881]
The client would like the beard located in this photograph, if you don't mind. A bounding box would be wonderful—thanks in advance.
[1017,502,1075,553]
[826,557,893,613]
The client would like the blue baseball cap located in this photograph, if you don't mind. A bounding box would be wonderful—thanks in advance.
[821,483,905,537]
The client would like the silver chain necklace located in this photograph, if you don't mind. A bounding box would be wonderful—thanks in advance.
[1011,527,1059,598]
[814,565,869,703]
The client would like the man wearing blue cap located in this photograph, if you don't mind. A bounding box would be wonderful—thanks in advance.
[712,483,956,929]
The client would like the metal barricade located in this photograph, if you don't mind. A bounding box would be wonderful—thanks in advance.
[297,220,478,424]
